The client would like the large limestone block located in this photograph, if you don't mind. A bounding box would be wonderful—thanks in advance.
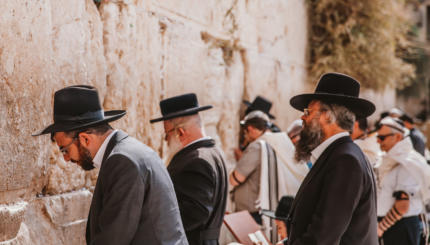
[0,202,27,242]
[0,0,106,201]
[21,190,91,245]
[0,223,31,245]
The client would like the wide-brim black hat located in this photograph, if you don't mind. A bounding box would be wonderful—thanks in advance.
[261,195,294,221]
[33,85,126,136]
[150,93,212,123]
[243,95,275,119]
[290,73,375,118]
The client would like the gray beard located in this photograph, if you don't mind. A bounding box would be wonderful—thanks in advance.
[295,118,325,162]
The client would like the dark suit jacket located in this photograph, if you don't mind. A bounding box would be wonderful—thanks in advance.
[86,130,188,245]
[286,136,378,245]
[410,128,426,156]
[168,139,228,245]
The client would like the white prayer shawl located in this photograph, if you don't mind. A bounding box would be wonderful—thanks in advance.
[257,132,309,241]
[354,134,382,167]
[377,137,430,204]
[259,132,309,196]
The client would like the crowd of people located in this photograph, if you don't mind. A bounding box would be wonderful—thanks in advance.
[32,72,430,245]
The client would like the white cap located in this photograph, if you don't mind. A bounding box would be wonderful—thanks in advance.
[240,110,270,125]
[389,108,404,117]
[287,119,303,136]
[379,116,409,136]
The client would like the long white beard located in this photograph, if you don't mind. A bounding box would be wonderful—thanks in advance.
[165,135,183,166]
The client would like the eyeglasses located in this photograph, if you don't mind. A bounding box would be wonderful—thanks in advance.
[59,137,78,155]
[303,108,311,116]
[377,133,395,141]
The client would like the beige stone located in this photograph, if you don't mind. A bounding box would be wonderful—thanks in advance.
[0,0,397,244]
[0,202,27,242]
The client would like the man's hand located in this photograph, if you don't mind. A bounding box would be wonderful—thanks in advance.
[377,223,384,237]
[234,148,243,161]
[229,170,246,186]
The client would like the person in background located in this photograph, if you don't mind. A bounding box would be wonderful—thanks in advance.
[399,113,427,157]
[235,96,281,161]
[287,119,303,146]
[375,117,430,245]
[230,110,307,243]
[33,85,188,245]
[262,196,295,245]
[150,93,228,245]
[351,117,382,167]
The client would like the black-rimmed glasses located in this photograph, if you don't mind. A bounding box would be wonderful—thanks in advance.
[377,133,395,141]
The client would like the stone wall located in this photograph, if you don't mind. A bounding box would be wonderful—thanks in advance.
[0,0,393,244]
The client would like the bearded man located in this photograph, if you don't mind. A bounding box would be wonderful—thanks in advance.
[33,85,188,245]
[286,73,378,245]
[150,93,228,245]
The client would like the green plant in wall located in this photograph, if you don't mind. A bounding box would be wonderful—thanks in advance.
[307,0,416,90]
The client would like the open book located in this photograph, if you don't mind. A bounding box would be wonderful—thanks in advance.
[248,230,270,245]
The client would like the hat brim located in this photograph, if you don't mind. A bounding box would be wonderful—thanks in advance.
[32,110,126,136]
[290,93,375,118]
[150,105,213,123]
[260,209,288,221]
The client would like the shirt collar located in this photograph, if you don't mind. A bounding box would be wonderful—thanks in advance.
[183,136,212,150]
[93,129,118,169]
[310,132,349,164]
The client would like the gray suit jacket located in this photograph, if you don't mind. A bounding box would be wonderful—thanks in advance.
[86,130,188,245]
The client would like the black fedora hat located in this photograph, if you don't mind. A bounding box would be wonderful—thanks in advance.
[261,196,294,221]
[243,96,275,119]
[290,73,375,118]
[33,85,126,136]
[150,93,212,123]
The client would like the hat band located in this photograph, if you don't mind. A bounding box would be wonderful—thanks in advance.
[54,110,104,123]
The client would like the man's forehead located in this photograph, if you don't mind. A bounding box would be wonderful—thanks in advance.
[53,132,70,142]
[378,125,392,134]
[308,100,321,108]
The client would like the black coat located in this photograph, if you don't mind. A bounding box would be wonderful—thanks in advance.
[286,136,378,245]
[86,130,188,245]
[168,139,228,245]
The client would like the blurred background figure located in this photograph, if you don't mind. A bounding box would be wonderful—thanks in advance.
[261,196,295,245]
[287,119,303,146]
[399,113,427,157]
[351,117,382,167]
[230,111,308,244]
[375,117,430,245]
[236,96,281,161]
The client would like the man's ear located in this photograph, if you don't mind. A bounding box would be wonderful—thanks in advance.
[78,133,91,147]
[177,127,186,137]
[395,133,404,142]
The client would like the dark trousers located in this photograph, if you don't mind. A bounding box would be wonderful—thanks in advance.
[379,216,423,245]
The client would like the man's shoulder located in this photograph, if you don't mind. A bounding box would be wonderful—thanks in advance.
[173,143,223,171]
[108,135,162,167]
[326,137,368,166]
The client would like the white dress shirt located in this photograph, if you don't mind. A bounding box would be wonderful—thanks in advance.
[93,129,118,169]
[310,132,349,164]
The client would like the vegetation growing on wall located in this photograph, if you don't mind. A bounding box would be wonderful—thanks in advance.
[307,0,416,90]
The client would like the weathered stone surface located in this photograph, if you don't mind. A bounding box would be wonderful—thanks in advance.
[0,0,397,244]
[0,202,27,242]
